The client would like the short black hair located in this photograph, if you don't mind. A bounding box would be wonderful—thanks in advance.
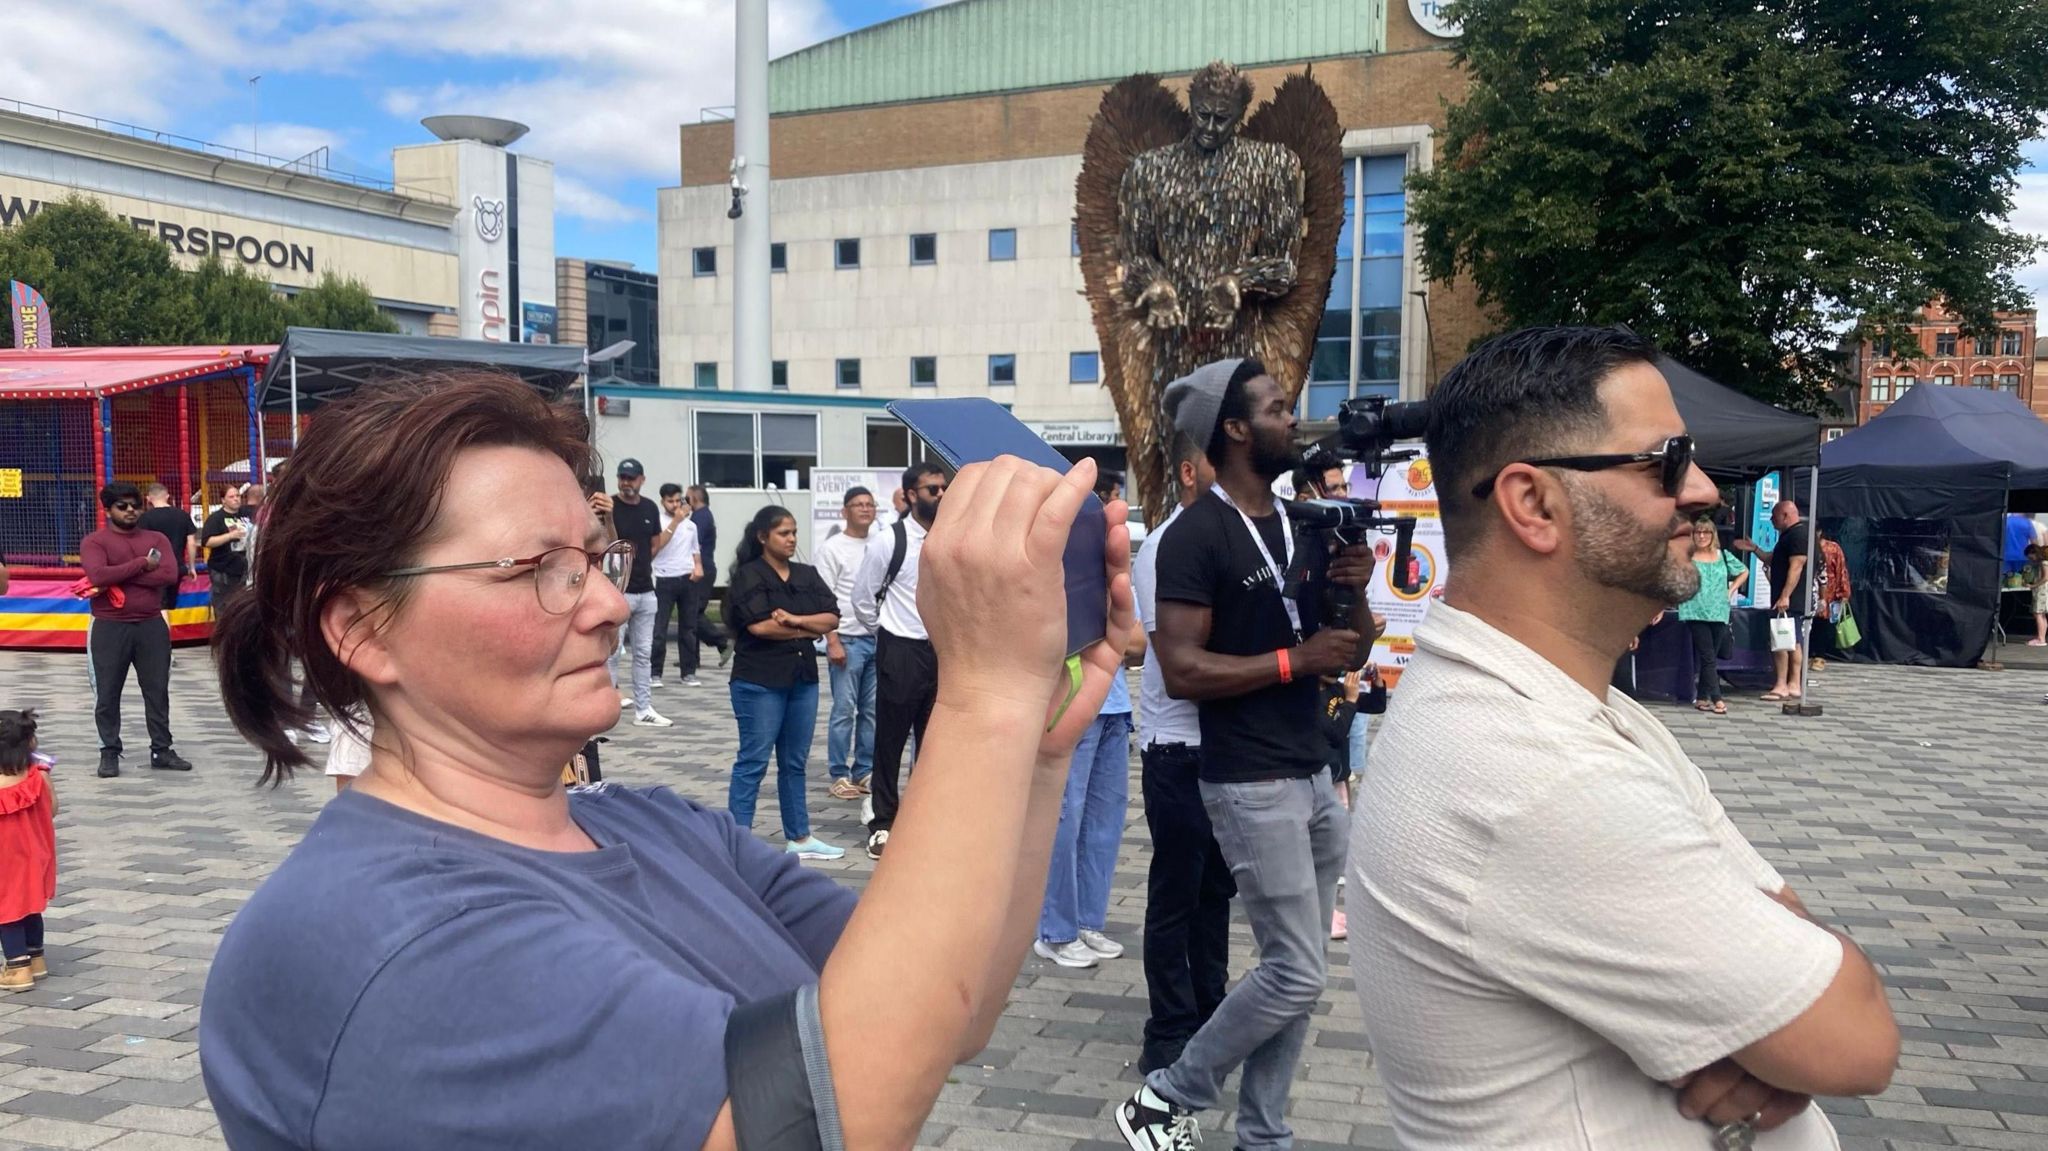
[687,484,709,502]
[1207,357,1268,462]
[99,481,142,510]
[658,482,683,499]
[0,708,37,776]
[843,486,873,506]
[903,461,946,493]
[1426,326,1660,561]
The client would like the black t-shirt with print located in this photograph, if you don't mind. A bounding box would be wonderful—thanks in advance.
[1155,490,1328,783]
[201,509,250,582]
[611,497,663,594]
[727,559,838,688]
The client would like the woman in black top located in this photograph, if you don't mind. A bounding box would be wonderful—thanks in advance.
[725,505,844,859]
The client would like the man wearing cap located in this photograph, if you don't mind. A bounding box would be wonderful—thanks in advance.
[609,459,675,727]
[1116,357,1378,1151]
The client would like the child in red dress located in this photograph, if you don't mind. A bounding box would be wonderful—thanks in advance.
[0,709,56,992]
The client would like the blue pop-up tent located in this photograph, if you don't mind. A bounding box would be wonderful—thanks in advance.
[1819,385,2048,666]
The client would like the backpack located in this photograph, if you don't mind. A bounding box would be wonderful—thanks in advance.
[872,519,910,610]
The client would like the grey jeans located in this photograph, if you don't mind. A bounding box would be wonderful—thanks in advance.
[609,590,658,713]
[1148,772,1347,1151]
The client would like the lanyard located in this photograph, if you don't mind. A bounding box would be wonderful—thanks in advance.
[1211,484,1301,638]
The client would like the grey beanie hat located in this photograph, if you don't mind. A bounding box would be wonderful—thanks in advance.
[1162,357,1247,449]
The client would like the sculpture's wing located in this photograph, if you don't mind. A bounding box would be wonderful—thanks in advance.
[1240,69,1345,407]
[1077,75,1187,524]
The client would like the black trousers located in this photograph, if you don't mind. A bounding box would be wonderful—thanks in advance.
[1688,621,1729,702]
[651,576,689,678]
[0,914,43,961]
[868,629,938,833]
[210,570,246,621]
[90,616,173,756]
[1139,742,1236,1066]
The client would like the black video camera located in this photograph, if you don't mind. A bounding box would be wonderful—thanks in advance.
[1280,396,1432,640]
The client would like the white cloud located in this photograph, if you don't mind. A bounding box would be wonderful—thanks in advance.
[2010,167,2048,305]
[556,174,647,224]
[215,121,348,164]
[2,0,844,242]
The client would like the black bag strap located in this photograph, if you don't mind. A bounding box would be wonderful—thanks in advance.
[874,519,909,606]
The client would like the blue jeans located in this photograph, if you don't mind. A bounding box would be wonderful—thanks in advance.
[1347,712,1371,779]
[1151,773,1348,1151]
[826,634,877,782]
[607,590,657,713]
[728,679,820,842]
[1039,711,1131,943]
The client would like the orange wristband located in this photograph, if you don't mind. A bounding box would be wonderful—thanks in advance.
[1277,647,1293,684]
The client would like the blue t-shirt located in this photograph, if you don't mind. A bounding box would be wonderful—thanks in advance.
[200,785,857,1151]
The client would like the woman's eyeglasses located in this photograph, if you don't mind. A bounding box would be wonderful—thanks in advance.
[384,540,635,615]
[1471,435,1695,501]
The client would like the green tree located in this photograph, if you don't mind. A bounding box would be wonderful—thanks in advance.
[1412,0,2048,407]
[289,272,399,334]
[188,257,292,343]
[0,197,194,345]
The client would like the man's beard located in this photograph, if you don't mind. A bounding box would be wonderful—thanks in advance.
[1251,428,1299,481]
[912,496,940,523]
[1567,480,1700,606]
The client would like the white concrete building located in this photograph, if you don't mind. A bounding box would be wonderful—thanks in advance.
[659,155,1117,438]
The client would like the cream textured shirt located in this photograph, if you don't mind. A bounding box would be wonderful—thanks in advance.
[1349,602,1843,1150]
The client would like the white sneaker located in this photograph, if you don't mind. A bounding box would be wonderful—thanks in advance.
[305,722,331,746]
[1077,929,1124,959]
[620,695,633,709]
[633,709,674,728]
[648,677,664,689]
[1034,939,1099,969]
[682,675,704,687]
[1116,1084,1199,1151]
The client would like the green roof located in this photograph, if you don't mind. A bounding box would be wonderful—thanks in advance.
[770,0,1387,114]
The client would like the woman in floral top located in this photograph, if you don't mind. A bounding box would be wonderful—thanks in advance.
[1676,518,1750,714]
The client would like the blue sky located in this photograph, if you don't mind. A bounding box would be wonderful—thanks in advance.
[0,0,948,272]
[3,0,2045,306]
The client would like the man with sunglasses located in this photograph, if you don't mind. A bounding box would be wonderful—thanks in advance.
[851,461,949,860]
[82,482,191,778]
[1348,327,1896,1150]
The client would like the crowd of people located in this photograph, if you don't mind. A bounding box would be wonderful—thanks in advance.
[9,326,1913,1151]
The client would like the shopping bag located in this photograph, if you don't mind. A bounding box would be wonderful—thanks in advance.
[1833,609,1862,651]
[1769,614,1800,652]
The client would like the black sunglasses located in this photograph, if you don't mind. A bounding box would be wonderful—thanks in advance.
[110,500,141,511]
[1472,435,1695,500]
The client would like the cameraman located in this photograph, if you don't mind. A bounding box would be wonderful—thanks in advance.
[1116,358,1378,1151]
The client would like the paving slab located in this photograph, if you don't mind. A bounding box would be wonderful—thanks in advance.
[1,649,2044,1148]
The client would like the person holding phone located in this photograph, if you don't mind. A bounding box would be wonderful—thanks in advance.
[198,370,1140,1151]
[1121,357,1379,1151]
[82,482,190,778]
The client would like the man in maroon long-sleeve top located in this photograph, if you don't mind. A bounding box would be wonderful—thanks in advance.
[82,482,191,778]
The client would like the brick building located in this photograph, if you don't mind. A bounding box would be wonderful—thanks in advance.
[1847,303,2042,426]
[629,0,1488,497]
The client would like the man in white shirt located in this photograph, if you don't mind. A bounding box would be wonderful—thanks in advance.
[849,461,947,860]
[1133,430,1235,1075]
[814,486,880,801]
[1351,326,1899,1149]
[649,483,703,688]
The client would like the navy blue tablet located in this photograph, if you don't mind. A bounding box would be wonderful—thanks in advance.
[886,398,1109,656]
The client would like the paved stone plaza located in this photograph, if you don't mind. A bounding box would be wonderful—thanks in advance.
[0,647,2045,1150]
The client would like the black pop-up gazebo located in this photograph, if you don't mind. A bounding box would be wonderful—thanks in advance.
[1630,357,1821,702]
[1819,385,2048,666]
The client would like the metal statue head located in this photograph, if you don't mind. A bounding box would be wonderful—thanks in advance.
[1186,61,1253,153]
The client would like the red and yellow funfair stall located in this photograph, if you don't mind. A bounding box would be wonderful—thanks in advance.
[0,345,277,649]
